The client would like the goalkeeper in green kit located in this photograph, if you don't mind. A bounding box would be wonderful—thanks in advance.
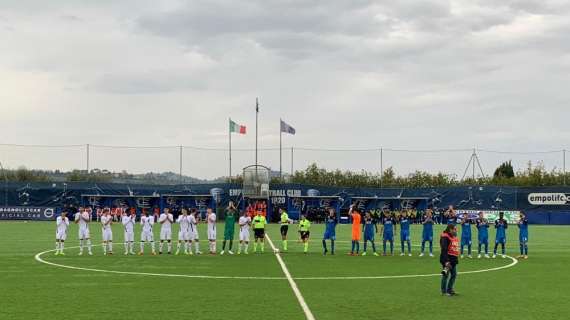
[221,201,238,255]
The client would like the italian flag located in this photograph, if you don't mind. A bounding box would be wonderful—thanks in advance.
[229,119,246,134]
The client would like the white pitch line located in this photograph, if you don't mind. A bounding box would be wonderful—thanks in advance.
[34,246,284,280]
[265,235,316,320]
[34,246,518,282]
[295,255,519,280]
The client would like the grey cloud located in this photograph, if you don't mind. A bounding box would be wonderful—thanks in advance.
[89,69,208,94]
[1,0,570,178]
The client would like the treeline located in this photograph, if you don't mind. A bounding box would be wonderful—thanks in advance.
[3,161,568,187]
[276,161,569,188]
[0,167,206,184]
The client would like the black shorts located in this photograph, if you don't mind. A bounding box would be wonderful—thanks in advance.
[280,225,289,236]
[300,231,310,240]
[254,228,265,239]
[440,255,459,266]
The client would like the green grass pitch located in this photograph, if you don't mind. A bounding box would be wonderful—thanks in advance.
[1,221,569,320]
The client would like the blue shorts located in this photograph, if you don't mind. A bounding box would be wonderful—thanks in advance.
[519,234,528,243]
[383,234,394,241]
[364,233,375,241]
[323,231,336,240]
[478,237,488,244]
[422,234,433,242]
[400,232,410,242]
[495,237,506,244]
[461,238,472,246]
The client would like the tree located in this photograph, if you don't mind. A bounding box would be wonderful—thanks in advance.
[494,161,515,179]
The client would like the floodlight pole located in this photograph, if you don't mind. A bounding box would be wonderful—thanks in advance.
[179,145,183,184]
[86,143,90,173]
[229,118,232,182]
[255,98,259,168]
[0,160,7,206]
[380,148,383,188]
[562,149,566,185]
[472,148,476,181]
[279,119,282,179]
[291,147,294,176]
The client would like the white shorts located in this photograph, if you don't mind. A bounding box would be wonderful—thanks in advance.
[239,230,250,242]
[189,230,199,241]
[160,229,172,241]
[124,231,134,242]
[178,231,190,241]
[78,228,90,240]
[208,229,216,241]
[141,230,154,242]
[102,229,113,242]
[56,230,67,241]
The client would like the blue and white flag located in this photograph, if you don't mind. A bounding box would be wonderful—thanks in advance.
[280,120,296,135]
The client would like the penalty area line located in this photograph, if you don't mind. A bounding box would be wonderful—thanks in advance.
[265,235,316,320]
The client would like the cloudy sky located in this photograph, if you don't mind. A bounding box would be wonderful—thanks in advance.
[1,0,569,179]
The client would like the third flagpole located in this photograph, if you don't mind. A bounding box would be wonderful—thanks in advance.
[255,98,259,167]
[279,119,282,179]
[229,117,232,182]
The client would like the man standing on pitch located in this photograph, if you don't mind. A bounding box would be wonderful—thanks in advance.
[221,202,237,255]
[493,212,508,258]
[207,208,217,254]
[440,223,460,296]
[55,211,70,255]
[399,210,412,256]
[420,209,434,257]
[348,204,361,256]
[237,211,252,254]
[298,214,311,254]
[362,211,379,256]
[322,208,337,255]
[252,210,267,253]
[158,208,174,254]
[75,207,93,256]
[122,209,136,255]
[517,211,529,259]
[279,207,292,252]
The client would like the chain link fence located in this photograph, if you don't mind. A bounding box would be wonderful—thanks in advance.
[0,143,567,182]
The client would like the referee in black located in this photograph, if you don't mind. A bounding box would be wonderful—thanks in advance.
[440,223,460,296]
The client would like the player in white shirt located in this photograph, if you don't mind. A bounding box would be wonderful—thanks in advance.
[176,209,191,255]
[158,208,174,254]
[237,211,252,255]
[139,209,156,255]
[188,209,202,255]
[207,208,217,254]
[101,209,113,255]
[55,211,70,255]
[122,210,136,255]
[74,207,93,255]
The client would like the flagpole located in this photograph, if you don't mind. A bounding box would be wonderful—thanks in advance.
[279,119,282,179]
[229,118,232,182]
[255,98,259,168]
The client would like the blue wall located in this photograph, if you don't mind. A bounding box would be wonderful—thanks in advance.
[1,182,569,224]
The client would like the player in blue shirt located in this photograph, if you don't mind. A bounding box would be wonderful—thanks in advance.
[460,215,473,258]
[476,212,490,258]
[399,211,412,256]
[517,211,529,259]
[322,208,337,255]
[445,205,458,225]
[362,212,379,256]
[493,212,508,258]
[420,209,434,257]
[381,211,396,256]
